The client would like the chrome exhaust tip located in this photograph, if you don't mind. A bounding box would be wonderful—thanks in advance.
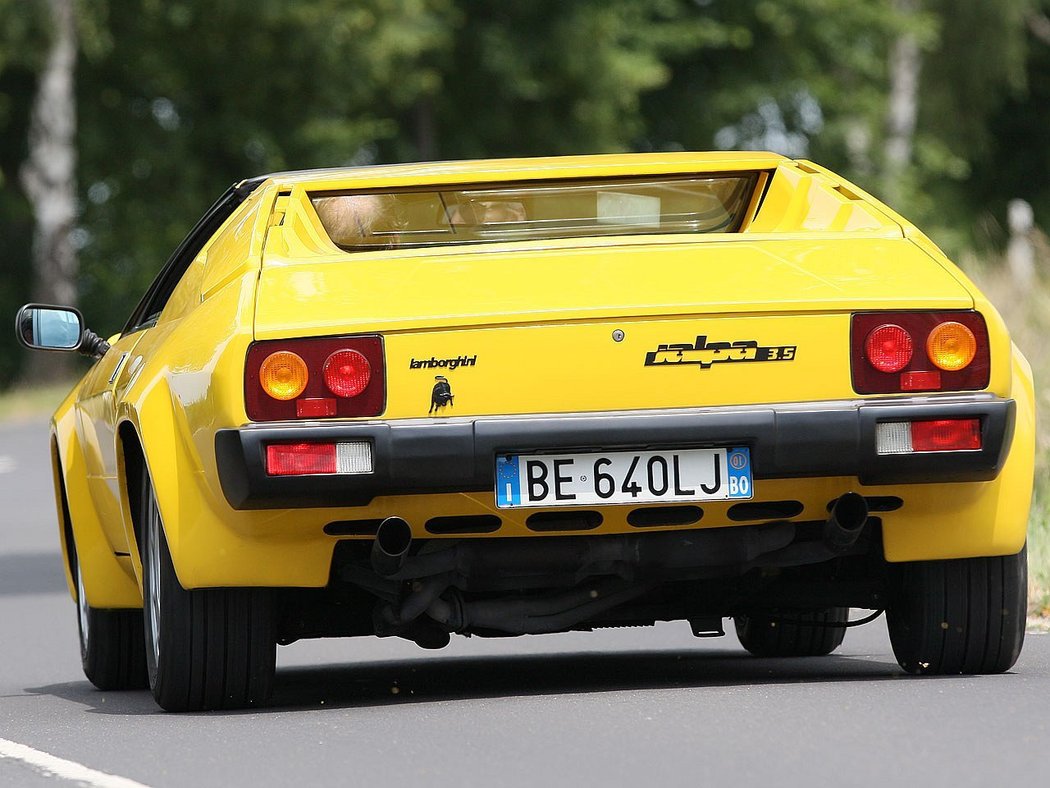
[371,516,413,577]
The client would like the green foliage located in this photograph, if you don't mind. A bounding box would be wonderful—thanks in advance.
[71,0,456,335]
[641,0,909,170]
[0,0,48,386]
[428,0,742,158]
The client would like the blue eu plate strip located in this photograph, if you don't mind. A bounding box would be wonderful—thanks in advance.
[495,455,521,507]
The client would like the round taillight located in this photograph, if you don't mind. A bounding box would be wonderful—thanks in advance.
[926,321,977,371]
[865,324,913,373]
[323,349,371,397]
[259,351,308,400]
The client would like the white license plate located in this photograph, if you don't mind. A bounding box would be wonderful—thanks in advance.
[494,447,752,509]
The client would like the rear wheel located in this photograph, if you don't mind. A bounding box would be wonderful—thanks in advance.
[887,547,1027,674]
[73,540,148,690]
[734,607,848,657]
[141,472,276,711]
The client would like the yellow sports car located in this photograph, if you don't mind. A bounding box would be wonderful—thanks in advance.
[17,152,1033,712]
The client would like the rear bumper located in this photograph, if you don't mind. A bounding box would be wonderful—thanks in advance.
[214,395,1014,510]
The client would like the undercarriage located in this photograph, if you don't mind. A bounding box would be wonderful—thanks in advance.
[275,494,886,648]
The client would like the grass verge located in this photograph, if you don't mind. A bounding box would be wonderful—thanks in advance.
[962,256,1050,617]
[0,382,74,424]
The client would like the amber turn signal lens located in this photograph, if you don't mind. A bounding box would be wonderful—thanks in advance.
[259,351,309,400]
[926,321,977,371]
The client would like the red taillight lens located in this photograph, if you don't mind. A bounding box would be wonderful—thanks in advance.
[245,335,384,421]
[911,419,982,452]
[266,443,337,475]
[865,324,913,372]
[323,349,371,397]
[851,312,990,394]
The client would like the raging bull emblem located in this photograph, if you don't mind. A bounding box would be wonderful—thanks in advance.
[429,375,455,414]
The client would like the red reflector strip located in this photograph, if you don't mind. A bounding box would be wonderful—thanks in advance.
[910,419,981,452]
[296,397,338,418]
[266,442,337,476]
[900,370,942,391]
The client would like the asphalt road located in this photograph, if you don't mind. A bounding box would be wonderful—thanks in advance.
[1,418,1047,788]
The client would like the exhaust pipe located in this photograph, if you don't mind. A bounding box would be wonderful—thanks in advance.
[823,492,869,553]
[371,517,413,577]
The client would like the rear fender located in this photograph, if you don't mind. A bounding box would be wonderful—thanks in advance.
[115,378,183,589]
[881,345,1035,561]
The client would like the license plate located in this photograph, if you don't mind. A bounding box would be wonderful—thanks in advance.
[494,447,752,509]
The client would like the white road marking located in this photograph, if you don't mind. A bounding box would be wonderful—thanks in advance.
[0,456,15,475]
[0,738,151,788]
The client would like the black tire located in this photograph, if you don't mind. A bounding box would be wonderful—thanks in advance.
[734,607,848,657]
[887,546,1027,675]
[140,472,276,711]
[73,541,149,690]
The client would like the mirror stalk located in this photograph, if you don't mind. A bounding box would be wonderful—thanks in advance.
[80,330,110,359]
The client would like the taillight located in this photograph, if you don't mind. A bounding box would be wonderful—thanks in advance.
[851,312,989,394]
[323,349,371,397]
[259,351,309,400]
[926,321,976,371]
[245,336,384,421]
[267,442,336,475]
[911,418,982,451]
[265,441,374,475]
[876,418,982,454]
[864,324,913,372]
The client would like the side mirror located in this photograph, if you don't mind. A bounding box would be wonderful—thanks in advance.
[15,304,111,358]
[15,304,84,350]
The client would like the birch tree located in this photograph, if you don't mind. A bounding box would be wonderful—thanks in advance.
[19,0,78,382]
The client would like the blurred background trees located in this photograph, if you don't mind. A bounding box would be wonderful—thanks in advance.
[1,0,1048,387]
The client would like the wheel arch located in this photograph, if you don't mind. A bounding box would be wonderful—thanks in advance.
[115,388,193,590]
[49,433,77,601]
[51,410,142,609]
[117,420,147,571]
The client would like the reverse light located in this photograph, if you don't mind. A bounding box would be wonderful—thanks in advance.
[926,321,977,371]
[259,351,309,400]
[266,441,374,476]
[324,349,371,397]
[876,419,982,455]
[865,324,913,373]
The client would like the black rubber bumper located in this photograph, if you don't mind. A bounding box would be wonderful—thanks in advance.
[214,396,1015,510]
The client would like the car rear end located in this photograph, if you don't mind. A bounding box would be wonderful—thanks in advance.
[206,153,1030,671]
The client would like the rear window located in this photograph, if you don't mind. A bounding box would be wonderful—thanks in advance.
[309,173,759,251]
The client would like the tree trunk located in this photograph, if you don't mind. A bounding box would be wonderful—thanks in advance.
[19,0,78,385]
[883,0,922,207]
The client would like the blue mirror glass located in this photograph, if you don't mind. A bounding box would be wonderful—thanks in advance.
[15,305,84,350]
